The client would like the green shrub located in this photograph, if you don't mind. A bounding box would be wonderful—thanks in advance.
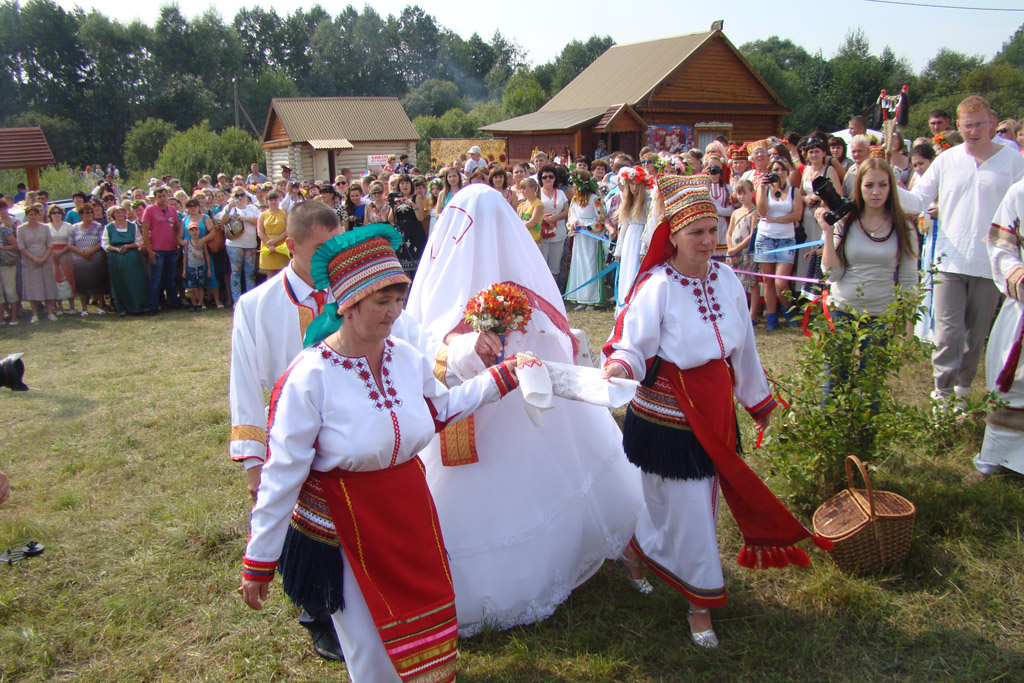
[762,288,936,510]
[0,166,93,200]
[154,122,261,188]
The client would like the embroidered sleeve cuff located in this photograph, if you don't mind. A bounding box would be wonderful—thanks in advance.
[242,557,277,582]
[1007,265,1024,302]
[488,362,519,397]
[433,347,450,388]
[605,358,634,380]
[746,394,778,418]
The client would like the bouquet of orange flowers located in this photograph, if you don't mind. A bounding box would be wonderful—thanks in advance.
[933,132,955,151]
[464,283,532,335]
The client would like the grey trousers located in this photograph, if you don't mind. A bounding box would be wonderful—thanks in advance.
[931,271,1001,394]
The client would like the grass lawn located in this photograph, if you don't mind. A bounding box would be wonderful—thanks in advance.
[0,306,1022,682]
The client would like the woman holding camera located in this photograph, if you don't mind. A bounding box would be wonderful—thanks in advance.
[754,158,804,330]
[392,174,426,280]
[365,182,392,226]
[815,158,918,316]
[799,137,844,296]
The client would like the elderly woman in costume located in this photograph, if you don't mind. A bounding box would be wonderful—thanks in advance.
[603,175,829,649]
[241,224,521,683]
[406,184,643,637]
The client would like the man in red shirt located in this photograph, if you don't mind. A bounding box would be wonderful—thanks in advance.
[141,187,183,315]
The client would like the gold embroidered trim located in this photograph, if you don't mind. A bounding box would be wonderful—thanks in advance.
[230,424,267,444]
[440,416,478,466]
[433,348,449,387]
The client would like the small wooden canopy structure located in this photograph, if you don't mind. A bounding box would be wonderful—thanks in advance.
[0,127,55,190]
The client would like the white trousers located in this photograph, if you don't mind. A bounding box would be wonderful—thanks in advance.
[330,558,401,683]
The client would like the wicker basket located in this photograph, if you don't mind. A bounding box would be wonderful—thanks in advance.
[812,456,916,575]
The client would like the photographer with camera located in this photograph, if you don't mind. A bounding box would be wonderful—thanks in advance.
[391,174,426,280]
[220,189,260,304]
[754,158,803,330]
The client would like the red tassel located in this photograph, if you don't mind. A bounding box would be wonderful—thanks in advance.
[998,338,1022,393]
[772,547,789,568]
[760,547,773,569]
[786,546,810,568]
[811,536,834,552]
[737,546,756,568]
[755,429,764,449]
[775,392,791,410]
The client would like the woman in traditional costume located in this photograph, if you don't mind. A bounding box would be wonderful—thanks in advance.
[975,177,1024,476]
[241,224,521,683]
[614,166,653,313]
[406,184,643,637]
[102,204,148,316]
[603,174,830,649]
[565,170,607,310]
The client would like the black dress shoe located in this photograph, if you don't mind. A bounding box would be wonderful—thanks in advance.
[310,626,344,662]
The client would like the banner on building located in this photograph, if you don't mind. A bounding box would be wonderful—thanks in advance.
[646,125,693,155]
[430,139,507,171]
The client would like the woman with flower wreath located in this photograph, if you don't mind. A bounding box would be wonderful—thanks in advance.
[241,224,522,682]
[565,170,608,310]
[614,166,653,313]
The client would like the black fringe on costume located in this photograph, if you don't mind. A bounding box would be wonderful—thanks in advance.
[622,405,716,481]
[280,525,345,615]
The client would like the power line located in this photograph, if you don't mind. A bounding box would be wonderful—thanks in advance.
[863,0,1024,10]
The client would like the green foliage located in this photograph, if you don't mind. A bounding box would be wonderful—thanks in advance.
[502,71,546,117]
[412,108,484,165]
[762,290,933,510]
[154,122,260,187]
[402,79,465,119]
[0,165,93,199]
[548,36,615,95]
[123,118,178,175]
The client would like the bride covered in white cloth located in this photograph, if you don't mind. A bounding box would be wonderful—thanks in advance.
[407,184,643,636]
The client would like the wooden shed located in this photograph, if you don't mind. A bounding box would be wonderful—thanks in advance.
[0,127,55,190]
[261,97,419,181]
[482,27,788,162]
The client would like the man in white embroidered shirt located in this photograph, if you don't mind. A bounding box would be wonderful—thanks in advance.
[900,95,1024,407]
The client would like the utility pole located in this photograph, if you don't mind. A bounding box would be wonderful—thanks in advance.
[233,77,239,129]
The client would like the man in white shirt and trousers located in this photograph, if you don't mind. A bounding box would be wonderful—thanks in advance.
[229,201,425,661]
[900,95,1024,409]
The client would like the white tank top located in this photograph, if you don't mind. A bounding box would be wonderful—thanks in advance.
[756,186,795,239]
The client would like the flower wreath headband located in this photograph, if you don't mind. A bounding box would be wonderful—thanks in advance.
[568,171,600,196]
[619,166,655,189]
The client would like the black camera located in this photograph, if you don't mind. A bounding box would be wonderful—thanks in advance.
[707,165,722,175]
[762,172,780,184]
[387,191,402,208]
[811,176,856,225]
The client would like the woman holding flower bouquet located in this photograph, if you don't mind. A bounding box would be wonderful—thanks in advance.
[565,170,608,310]
[407,185,643,637]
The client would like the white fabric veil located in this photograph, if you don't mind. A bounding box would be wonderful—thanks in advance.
[406,184,643,637]
[407,184,574,363]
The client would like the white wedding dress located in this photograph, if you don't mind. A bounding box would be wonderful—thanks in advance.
[407,185,643,636]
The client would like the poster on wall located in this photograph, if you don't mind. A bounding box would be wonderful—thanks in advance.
[646,125,693,155]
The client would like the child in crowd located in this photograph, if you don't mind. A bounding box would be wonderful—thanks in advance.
[517,177,544,246]
[726,179,761,324]
[183,222,210,312]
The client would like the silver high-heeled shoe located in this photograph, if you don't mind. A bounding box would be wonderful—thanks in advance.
[613,555,653,595]
[688,608,718,649]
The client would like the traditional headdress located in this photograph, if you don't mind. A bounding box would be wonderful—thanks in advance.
[658,174,717,234]
[748,139,768,153]
[303,225,410,346]
[869,145,886,159]
[728,144,748,160]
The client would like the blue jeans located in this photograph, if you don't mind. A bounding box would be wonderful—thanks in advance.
[228,246,256,303]
[148,249,180,311]
[752,234,797,264]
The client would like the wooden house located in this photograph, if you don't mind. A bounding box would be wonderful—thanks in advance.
[261,97,419,181]
[482,27,788,162]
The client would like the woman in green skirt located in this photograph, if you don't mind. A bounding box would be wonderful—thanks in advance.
[102,203,148,315]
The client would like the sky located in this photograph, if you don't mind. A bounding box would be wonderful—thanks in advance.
[53,0,1024,73]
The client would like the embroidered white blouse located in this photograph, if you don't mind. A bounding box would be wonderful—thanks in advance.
[603,260,773,411]
[244,337,507,567]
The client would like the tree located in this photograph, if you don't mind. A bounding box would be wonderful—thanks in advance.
[994,23,1024,71]
[502,71,546,117]
[154,121,260,186]
[962,63,1024,119]
[239,69,300,132]
[123,118,177,174]
[402,78,464,119]
[917,49,984,101]
[549,35,614,94]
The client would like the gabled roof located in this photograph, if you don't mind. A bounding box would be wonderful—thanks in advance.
[592,104,646,132]
[0,127,55,169]
[263,97,418,144]
[540,31,716,112]
[480,107,607,133]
